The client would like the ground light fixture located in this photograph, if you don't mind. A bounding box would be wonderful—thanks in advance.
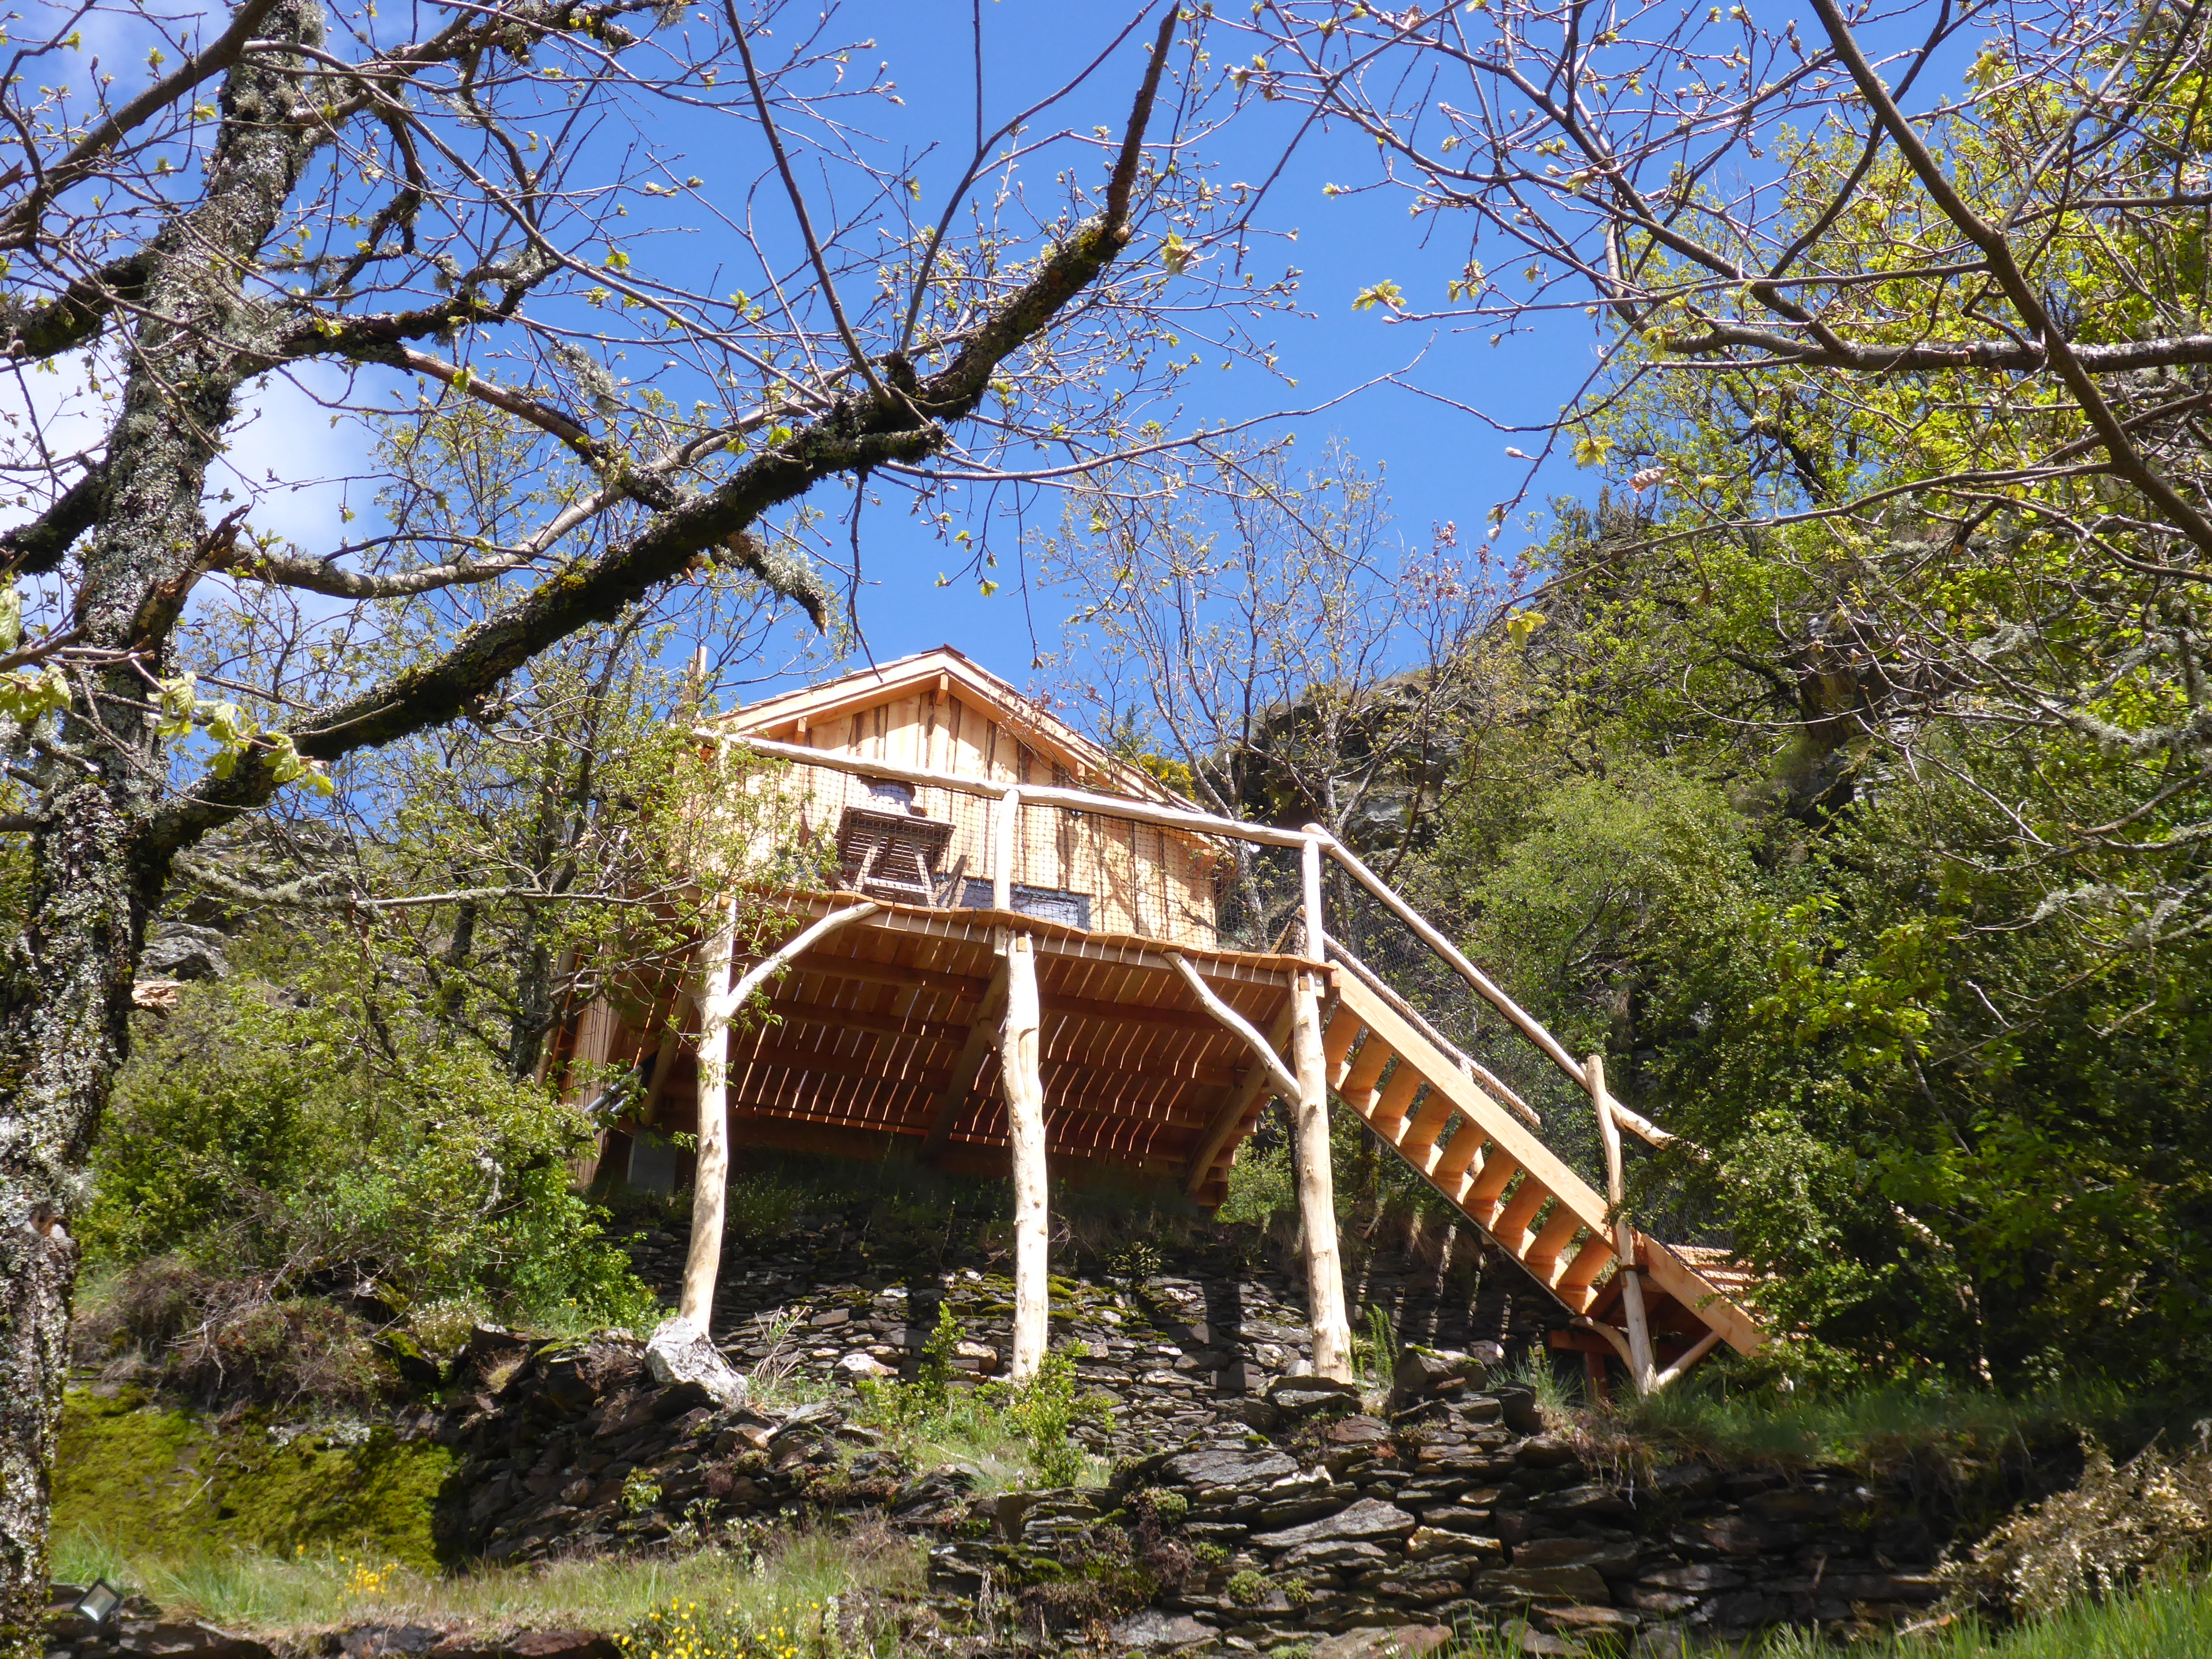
[74,1579,122,1634]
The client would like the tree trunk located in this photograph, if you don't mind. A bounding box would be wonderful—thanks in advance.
[1000,932,1049,1382]
[677,902,739,1329]
[0,7,324,1647]
[1290,970,1353,1381]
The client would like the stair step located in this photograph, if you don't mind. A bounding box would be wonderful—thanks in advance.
[1340,1035,1395,1104]
[1323,972,1766,1360]
[1369,1063,1424,1139]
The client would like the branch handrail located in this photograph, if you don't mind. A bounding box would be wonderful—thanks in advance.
[714,729,1685,1152]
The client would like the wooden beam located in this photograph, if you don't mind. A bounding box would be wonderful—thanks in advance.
[1182,1001,1298,1195]
[1651,1327,1725,1389]
[1640,1237,1767,1357]
[727,1042,950,1091]
[1044,990,1257,1036]
[681,901,881,1331]
[723,732,1313,846]
[678,900,739,1329]
[920,954,1011,1160]
[1291,970,1354,1382]
[1166,952,1298,1104]
[758,1002,971,1047]
[1002,933,1049,1382]
[1593,1053,1657,1395]
[748,953,993,1002]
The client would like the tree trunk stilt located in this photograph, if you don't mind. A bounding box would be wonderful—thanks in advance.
[1591,1054,1657,1395]
[677,901,879,1331]
[677,900,741,1330]
[1292,970,1353,1381]
[1001,931,1049,1382]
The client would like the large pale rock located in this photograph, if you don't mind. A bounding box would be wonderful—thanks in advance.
[645,1318,746,1408]
[1161,1446,1298,1490]
[1309,1624,1452,1659]
[1108,1611,1212,1650]
[1253,1496,1417,1551]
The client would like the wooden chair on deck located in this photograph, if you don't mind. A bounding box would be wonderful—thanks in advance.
[835,784,957,907]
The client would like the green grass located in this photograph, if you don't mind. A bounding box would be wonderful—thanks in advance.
[1421,1578,2212,1658]
[53,1524,924,1643]
[1589,1372,2155,1475]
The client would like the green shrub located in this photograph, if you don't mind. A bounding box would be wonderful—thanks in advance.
[1226,1568,1266,1607]
[1217,1137,1294,1226]
[998,1343,1108,1489]
[86,980,654,1338]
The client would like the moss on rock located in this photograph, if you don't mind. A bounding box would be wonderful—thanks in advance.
[54,1387,454,1569]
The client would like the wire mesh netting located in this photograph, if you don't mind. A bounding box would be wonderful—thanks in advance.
[753,755,1294,951]
[1322,875,1609,1200]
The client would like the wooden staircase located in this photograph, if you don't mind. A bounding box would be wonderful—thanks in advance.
[1320,965,1764,1366]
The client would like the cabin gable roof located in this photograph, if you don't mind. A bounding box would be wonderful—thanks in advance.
[711,646,1185,806]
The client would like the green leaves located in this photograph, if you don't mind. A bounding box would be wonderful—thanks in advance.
[1351,278,1405,312]
[154,674,334,795]
[0,666,69,724]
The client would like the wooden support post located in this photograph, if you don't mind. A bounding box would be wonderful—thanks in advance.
[677,901,879,1331]
[1291,968,1353,1381]
[678,899,740,1331]
[1591,1054,1657,1395]
[1652,1328,1724,1390]
[1000,931,1050,1382]
[920,955,1012,1162]
[1300,828,1326,960]
[993,787,1022,913]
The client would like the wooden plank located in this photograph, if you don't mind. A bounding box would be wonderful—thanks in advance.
[1367,1063,1425,1139]
[1322,1004,1364,1084]
[1640,1237,1767,1356]
[1340,1035,1395,1108]
[758,1001,969,1046]
[1556,1233,1618,1306]
[1429,1117,1488,1182]
[730,1043,950,1090]
[1182,1001,1299,1195]
[920,954,1011,1160]
[1399,1089,1458,1158]
[759,953,993,1003]
[1492,1179,1551,1253]
[1524,1205,1587,1282]
[1334,974,1612,1240]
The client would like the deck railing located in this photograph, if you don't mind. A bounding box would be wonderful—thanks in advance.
[708,730,1679,1157]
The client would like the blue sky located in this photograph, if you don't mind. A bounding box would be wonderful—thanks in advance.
[663,2,1614,703]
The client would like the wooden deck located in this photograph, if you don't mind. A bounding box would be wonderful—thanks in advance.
[618,892,1308,1205]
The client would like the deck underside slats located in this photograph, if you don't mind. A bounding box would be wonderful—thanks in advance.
[599,889,1766,1361]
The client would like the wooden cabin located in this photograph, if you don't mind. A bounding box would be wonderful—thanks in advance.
[550,647,1766,1395]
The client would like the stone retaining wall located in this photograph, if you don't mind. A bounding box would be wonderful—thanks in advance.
[935,1357,1960,1657]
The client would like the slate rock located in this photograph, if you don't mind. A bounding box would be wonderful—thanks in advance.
[1162,1446,1298,1490]
[1280,1539,1395,1574]
[337,1628,441,1659]
[1512,1539,1642,1575]
[1473,1564,1611,1603]
[1254,1497,1418,1551]
[1308,1626,1452,1659]
[113,1621,274,1659]
[1108,1611,1213,1649]
[140,925,229,982]
[644,1320,747,1409]
[1529,1483,1634,1522]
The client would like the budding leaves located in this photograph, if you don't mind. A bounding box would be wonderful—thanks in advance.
[153,673,335,796]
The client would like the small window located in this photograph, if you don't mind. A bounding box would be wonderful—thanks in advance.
[961,878,1092,931]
